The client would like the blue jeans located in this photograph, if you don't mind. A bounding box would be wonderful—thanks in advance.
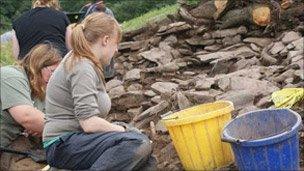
[46,131,155,171]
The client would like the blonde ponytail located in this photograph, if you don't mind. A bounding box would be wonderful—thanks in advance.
[69,23,105,83]
[32,0,61,10]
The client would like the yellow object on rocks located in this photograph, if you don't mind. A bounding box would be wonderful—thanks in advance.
[271,88,304,108]
[162,101,234,170]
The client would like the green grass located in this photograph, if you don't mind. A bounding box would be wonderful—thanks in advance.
[121,4,179,32]
[0,4,180,66]
[0,42,16,66]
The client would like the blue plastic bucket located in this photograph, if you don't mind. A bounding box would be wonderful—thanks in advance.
[221,109,302,171]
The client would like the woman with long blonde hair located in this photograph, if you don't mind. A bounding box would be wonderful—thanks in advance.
[43,12,156,170]
[12,0,71,60]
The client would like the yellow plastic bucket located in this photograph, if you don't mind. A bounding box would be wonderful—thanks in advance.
[162,101,234,170]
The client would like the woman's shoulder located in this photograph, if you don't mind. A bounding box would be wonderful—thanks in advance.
[64,56,95,73]
[0,66,27,80]
[74,58,96,71]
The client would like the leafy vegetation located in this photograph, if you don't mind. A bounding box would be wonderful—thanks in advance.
[0,42,15,66]
[0,0,176,30]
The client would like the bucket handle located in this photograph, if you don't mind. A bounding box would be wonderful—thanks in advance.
[221,135,244,144]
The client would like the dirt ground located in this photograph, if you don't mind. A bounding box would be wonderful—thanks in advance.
[1,103,303,170]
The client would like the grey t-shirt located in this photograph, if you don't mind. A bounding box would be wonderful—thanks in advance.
[43,57,111,142]
[0,66,45,147]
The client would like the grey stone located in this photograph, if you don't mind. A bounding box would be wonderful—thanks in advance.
[118,41,133,51]
[186,37,215,46]
[230,76,279,96]
[218,77,230,91]
[202,33,212,39]
[123,61,133,70]
[164,35,178,46]
[128,54,142,62]
[291,37,304,51]
[284,77,294,84]
[272,69,295,83]
[195,78,215,90]
[144,90,157,97]
[112,91,145,110]
[139,48,173,65]
[295,69,304,79]
[279,47,289,56]
[131,41,146,51]
[217,90,255,110]
[151,96,162,104]
[114,62,125,75]
[222,35,242,47]
[127,107,143,117]
[234,57,259,70]
[157,22,192,36]
[211,26,247,38]
[250,43,261,52]
[127,83,143,91]
[197,46,256,63]
[238,105,259,115]
[261,47,277,65]
[286,43,295,50]
[176,92,192,110]
[243,37,272,47]
[281,31,302,44]
[209,89,223,97]
[151,82,179,94]
[108,85,126,99]
[106,79,123,91]
[256,95,272,108]
[287,50,303,59]
[178,48,193,56]
[184,91,215,104]
[171,49,182,59]
[183,71,196,76]
[134,100,170,121]
[155,120,168,133]
[171,78,192,89]
[270,42,285,55]
[124,69,141,81]
[291,55,303,63]
[204,44,222,51]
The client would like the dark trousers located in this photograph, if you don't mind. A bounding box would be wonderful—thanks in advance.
[46,131,155,171]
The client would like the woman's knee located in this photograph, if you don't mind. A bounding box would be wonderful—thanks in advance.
[130,133,153,161]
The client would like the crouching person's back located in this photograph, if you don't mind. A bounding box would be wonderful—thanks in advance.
[42,12,156,171]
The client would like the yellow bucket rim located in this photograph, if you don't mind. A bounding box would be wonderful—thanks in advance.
[162,100,234,127]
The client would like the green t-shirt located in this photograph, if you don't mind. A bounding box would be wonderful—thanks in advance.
[0,65,45,147]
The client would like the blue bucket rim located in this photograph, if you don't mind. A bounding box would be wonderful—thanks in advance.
[221,108,302,147]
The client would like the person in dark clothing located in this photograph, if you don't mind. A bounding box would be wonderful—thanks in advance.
[12,0,72,60]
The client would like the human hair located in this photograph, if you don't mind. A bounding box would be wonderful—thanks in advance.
[32,0,61,10]
[21,43,61,100]
[93,0,106,12]
[68,12,121,84]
